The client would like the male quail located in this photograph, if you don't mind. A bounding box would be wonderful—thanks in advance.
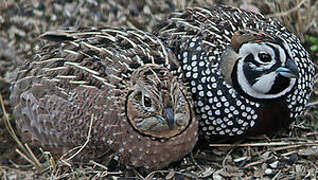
[153,5,315,142]
[10,28,198,169]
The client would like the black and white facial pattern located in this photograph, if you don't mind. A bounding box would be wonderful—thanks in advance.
[158,6,315,140]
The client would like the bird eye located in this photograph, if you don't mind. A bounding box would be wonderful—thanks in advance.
[143,96,152,107]
[258,53,271,62]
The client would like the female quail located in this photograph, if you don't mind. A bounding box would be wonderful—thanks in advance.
[10,28,198,169]
[153,5,315,142]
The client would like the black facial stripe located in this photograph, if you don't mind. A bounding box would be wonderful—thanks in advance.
[267,74,290,94]
[243,62,263,85]
[265,43,283,66]
[245,53,261,66]
[241,43,287,89]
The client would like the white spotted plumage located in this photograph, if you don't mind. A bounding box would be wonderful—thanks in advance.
[154,5,315,141]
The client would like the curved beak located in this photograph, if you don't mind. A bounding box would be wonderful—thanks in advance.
[164,107,175,130]
[276,58,299,79]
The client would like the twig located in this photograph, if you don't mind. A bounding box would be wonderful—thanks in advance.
[0,93,43,170]
[15,149,35,166]
[243,159,265,168]
[144,170,170,180]
[25,143,42,168]
[267,0,308,18]
[209,141,318,147]
[281,150,299,157]
[272,170,282,180]
[89,160,108,171]
[306,100,318,107]
[271,145,302,152]
[0,94,25,151]
[222,148,234,168]
[65,113,94,161]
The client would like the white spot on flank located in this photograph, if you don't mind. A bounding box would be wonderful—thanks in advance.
[220,96,227,102]
[187,65,192,71]
[207,91,213,97]
[192,87,197,93]
[209,98,213,104]
[197,101,204,107]
[186,72,191,78]
[224,102,229,107]
[215,110,221,115]
[227,121,233,126]
[183,52,188,58]
[246,107,252,112]
[192,55,197,60]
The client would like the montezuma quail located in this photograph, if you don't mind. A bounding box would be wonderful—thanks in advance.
[10,28,198,169]
[153,5,315,142]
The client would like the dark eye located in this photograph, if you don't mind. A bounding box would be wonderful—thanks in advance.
[143,96,152,107]
[258,53,271,62]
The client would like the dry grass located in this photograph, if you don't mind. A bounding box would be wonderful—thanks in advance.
[1,0,318,179]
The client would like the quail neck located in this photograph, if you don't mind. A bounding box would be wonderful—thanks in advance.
[154,5,315,141]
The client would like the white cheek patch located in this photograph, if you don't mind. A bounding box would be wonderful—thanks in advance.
[237,57,297,99]
[234,41,298,99]
[252,72,277,93]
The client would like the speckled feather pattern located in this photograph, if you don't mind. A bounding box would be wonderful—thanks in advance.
[10,28,198,170]
[153,5,315,141]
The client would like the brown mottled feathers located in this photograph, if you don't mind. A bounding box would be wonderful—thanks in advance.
[10,28,198,170]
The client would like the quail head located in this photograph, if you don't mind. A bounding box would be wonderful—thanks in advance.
[10,28,198,170]
[153,5,315,142]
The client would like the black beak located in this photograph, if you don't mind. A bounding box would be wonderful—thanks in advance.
[164,107,174,130]
[276,58,299,79]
